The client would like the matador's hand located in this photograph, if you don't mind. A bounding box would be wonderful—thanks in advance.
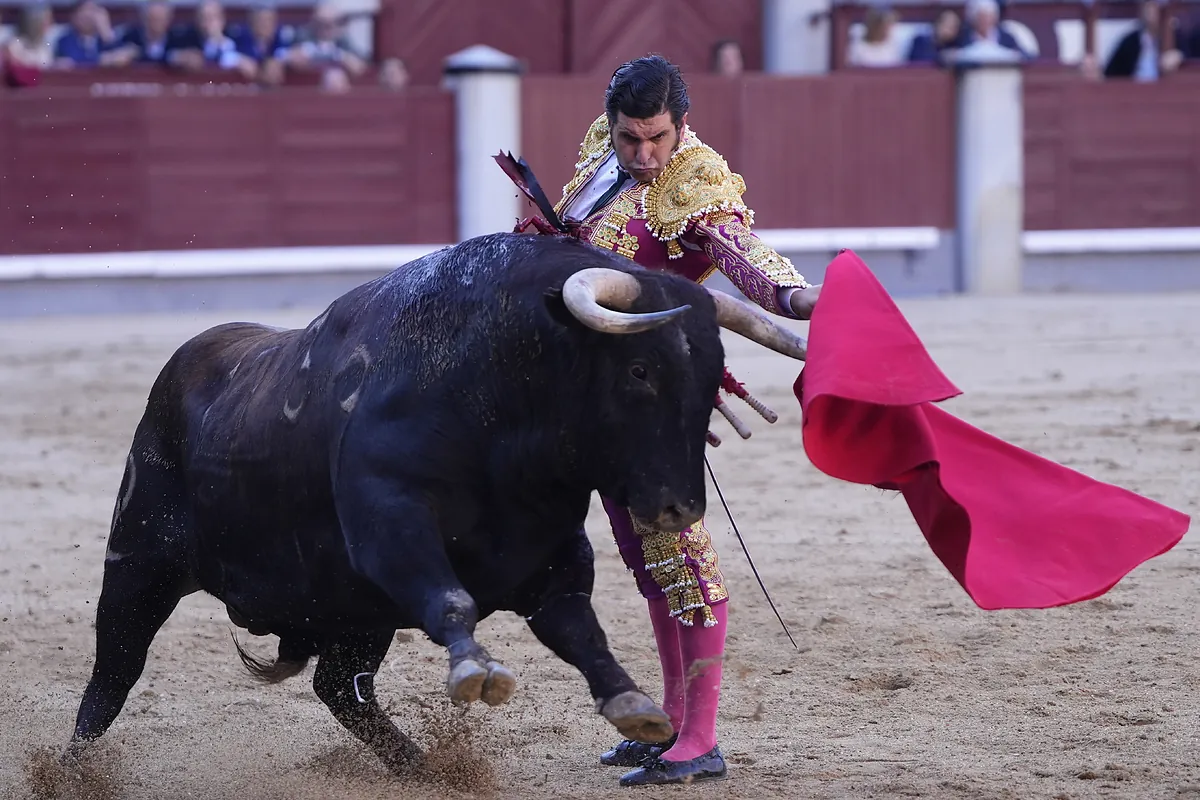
[788,284,822,320]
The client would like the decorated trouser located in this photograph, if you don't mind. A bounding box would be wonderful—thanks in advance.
[600,497,730,627]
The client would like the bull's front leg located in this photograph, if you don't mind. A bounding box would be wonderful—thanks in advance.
[514,526,674,745]
[335,479,516,708]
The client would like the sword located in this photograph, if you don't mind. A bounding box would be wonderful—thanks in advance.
[704,454,799,650]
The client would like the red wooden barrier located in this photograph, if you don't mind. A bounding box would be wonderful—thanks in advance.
[520,71,956,230]
[0,87,455,255]
[1023,69,1200,231]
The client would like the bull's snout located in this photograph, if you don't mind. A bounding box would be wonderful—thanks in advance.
[649,499,704,534]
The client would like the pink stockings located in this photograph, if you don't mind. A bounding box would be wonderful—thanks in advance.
[645,595,727,762]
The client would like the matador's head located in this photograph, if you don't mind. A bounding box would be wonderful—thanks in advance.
[604,55,690,185]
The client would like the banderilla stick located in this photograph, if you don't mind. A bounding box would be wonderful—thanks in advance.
[714,395,753,440]
[721,369,779,424]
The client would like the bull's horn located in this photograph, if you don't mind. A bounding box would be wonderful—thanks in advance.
[562,268,691,334]
[707,290,808,360]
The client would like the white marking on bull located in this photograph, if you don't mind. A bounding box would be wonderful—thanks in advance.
[301,349,312,370]
[229,360,242,379]
[107,452,136,544]
[283,398,303,422]
[339,344,372,414]
[310,306,332,332]
[676,327,691,357]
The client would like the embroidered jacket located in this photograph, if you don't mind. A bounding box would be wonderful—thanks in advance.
[553,114,809,317]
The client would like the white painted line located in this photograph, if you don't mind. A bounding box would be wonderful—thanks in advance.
[0,227,943,282]
[1023,228,1200,255]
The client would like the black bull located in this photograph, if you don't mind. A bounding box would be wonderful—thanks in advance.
[68,232,807,774]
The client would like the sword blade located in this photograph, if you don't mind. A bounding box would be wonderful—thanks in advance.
[704,454,799,650]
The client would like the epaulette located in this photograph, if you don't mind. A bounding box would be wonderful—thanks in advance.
[643,141,753,253]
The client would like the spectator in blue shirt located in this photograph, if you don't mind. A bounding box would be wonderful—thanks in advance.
[167,0,258,79]
[285,3,366,78]
[113,0,187,64]
[908,8,962,65]
[231,3,294,62]
[229,2,293,84]
[53,0,132,68]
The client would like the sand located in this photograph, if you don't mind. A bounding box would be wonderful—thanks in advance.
[1,290,1198,800]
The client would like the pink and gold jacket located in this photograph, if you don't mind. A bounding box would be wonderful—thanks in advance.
[553,114,810,318]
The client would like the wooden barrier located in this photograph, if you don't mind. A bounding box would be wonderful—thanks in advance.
[1024,68,1200,231]
[521,71,957,230]
[2,68,1199,258]
[0,86,455,255]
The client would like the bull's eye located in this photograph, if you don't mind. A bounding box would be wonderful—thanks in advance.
[630,363,649,381]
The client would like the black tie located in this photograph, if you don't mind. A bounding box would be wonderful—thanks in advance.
[586,168,630,218]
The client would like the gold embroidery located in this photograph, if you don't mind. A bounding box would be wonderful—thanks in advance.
[698,215,810,289]
[635,516,719,627]
[588,189,641,260]
[555,114,614,219]
[681,521,728,604]
[642,143,753,251]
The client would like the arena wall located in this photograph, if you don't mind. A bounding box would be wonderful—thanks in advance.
[1,65,1199,317]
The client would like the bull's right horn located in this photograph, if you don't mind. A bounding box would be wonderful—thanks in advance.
[562,268,691,335]
[707,290,808,361]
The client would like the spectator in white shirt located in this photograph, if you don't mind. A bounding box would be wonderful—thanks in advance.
[849,6,905,68]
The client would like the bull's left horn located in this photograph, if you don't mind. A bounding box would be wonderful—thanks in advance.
[562,268,691,334]
[707,289,807,360]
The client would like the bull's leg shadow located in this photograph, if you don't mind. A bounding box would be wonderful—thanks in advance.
[335,484,516,708]
[70,445,198,752]
[514,527,674,745]
[313,630,424,774]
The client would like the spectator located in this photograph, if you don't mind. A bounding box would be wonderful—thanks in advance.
[1104,0,1184,80]
[3,3,55,70]
[169,0,257,79]
[955,0,1026,57]
[710,38,743,76]
[53,0,131,68]
[114,0,184,64]
[229,2,293,85]
[908,8,961,65]
[286,3,366,79]
[378,56,408,90]
[231,3,293,64]
[848,5,904,67]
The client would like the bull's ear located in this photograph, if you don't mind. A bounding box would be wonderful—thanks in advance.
[543,287,587,331]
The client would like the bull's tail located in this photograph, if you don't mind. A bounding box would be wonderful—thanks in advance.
[230,632,314,684]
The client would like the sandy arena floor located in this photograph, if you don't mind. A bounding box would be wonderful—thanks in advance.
[0,289,1198,800]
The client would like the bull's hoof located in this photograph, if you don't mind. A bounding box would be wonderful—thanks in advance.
[59,739,89,768]
[598,691,674,744]
[480,661,517,707]
[446,659,489,705]
[380,740,426,776]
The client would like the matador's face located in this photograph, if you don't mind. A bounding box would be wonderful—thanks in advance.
[611,111,685,184]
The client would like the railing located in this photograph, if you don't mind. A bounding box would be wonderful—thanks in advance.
[1,68,1198,257]
[0,86,455,255]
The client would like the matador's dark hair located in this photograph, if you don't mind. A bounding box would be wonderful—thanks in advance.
[604,54,690,128]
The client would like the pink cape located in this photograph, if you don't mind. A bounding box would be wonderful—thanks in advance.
[794,251,1190,610]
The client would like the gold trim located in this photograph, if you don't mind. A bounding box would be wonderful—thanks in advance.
[555,114,614,219]
[642,141,752,250]
[635,517,719,628]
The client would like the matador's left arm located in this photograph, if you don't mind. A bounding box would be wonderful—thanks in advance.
[644,143,817,320]
[687,210,811,318]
